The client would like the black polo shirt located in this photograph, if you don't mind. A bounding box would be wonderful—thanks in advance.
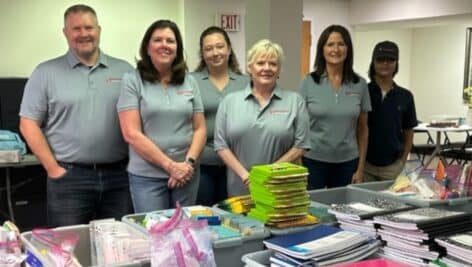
[366,81,417,166]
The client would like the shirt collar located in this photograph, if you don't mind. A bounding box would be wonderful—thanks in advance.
[372,80,399,95]
[243,84,283,100]
[66,49,108,69]
[201,69,238,80]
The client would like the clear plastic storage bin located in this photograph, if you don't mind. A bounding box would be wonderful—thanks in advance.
[349,181,472,208]
[241,250,271,267]
[21,224,150,267]
[122,207,270,267]
[309,186,379,207]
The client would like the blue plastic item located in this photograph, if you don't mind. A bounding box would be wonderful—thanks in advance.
[0,130,26,155]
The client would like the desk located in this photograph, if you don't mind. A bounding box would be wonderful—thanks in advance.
[414,123,472,167]
[0,154,40,222]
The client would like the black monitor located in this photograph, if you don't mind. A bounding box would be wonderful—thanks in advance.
[0,78,28,133]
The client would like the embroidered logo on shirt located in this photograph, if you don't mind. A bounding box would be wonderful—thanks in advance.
[106,77,122,83]
[177,90,194,96]
[270,109,289,114]
[345,91,360,97]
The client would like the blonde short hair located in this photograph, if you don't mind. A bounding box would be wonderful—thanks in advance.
[246,39,284,69]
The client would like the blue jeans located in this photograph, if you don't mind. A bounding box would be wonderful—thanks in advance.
[128,169,199,213]
[47,164,133,227]
[196,165,227,206]
[302,157,359,190]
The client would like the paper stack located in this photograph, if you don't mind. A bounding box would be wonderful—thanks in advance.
[328,199,413,238]
[373,207,472,266]
[435,231,472,266]
[247,163,316,228]
[264,224,381,266]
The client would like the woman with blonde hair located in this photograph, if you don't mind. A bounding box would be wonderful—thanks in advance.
[214,39,310,196]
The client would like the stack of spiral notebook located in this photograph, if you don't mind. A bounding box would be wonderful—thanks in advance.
[435,231,472,266]
[327,199,414,238]
[373,207,472,266]
[247,163,316,228]
[263,224,381,266]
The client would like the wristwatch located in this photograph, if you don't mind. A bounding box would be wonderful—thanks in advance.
[185,157,196,166]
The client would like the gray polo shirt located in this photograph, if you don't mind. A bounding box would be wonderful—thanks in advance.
[190,70,249,165]
[214,85,310,196]
[299,74,371,163]
[19,50,133,163]
[117,70,204,178]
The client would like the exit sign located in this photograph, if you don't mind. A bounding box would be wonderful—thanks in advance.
[217,13,240,32]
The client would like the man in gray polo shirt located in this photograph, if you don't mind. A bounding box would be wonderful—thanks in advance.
[19,4,133,227]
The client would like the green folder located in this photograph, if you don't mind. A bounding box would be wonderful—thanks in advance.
[248,207,308,223]
[252,202,310,213]
[250,179,307,193]
[249,162,308,181]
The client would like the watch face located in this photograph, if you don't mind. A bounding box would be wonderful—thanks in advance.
[187,157,195,164]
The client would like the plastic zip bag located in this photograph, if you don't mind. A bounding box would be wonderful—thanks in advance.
[30,228,81,267]
[149,202,216,267]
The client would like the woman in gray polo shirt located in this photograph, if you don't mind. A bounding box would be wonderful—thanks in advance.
[214,39,310,196]
[191,26,249,205]
[117,20,206,212]
[299,25,371,190]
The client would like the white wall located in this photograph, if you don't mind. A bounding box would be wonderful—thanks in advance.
[183,0,246,71]
[303,0,351,72]
[411,25,469,121]
[0,0,182,76]
[350,0,472,25]
[353,29,412,87]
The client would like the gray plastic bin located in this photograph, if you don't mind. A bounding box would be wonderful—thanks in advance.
[122,208,270,267]
[21,224,150,267]
[309,186,380,208]
[349,181,472,208]
[241,250,271,267]
[214,204,324,236]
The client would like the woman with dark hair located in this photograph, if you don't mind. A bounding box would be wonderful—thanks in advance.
[191,26,248,205]
[117,20,207,212]
[299,24,371,189]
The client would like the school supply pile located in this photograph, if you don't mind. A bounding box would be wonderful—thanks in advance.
[247,163,317,228]
[373,207,472,266]
[384,161,469,200]
[130,205,266,240]
[263,224,381,266]
[328,199,413,238]
[148,203,216,267]
[435,231,472,266]
[215,195,254,214]
[122,205,269,267]
[90,219,150,266]
[22,220,150,267]
[27,227,82,267]
[0,221,25,267]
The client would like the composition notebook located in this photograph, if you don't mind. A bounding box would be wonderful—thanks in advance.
[373,207,469,230]
[328,198,414,220]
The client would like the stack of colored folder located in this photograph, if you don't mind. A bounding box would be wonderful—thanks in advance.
[216,195,254,214]
[247,163,316,228]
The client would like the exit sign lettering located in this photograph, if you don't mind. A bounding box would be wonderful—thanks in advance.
[218,13,240,32]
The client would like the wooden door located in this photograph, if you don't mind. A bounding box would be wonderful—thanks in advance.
[300,20,311,77]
